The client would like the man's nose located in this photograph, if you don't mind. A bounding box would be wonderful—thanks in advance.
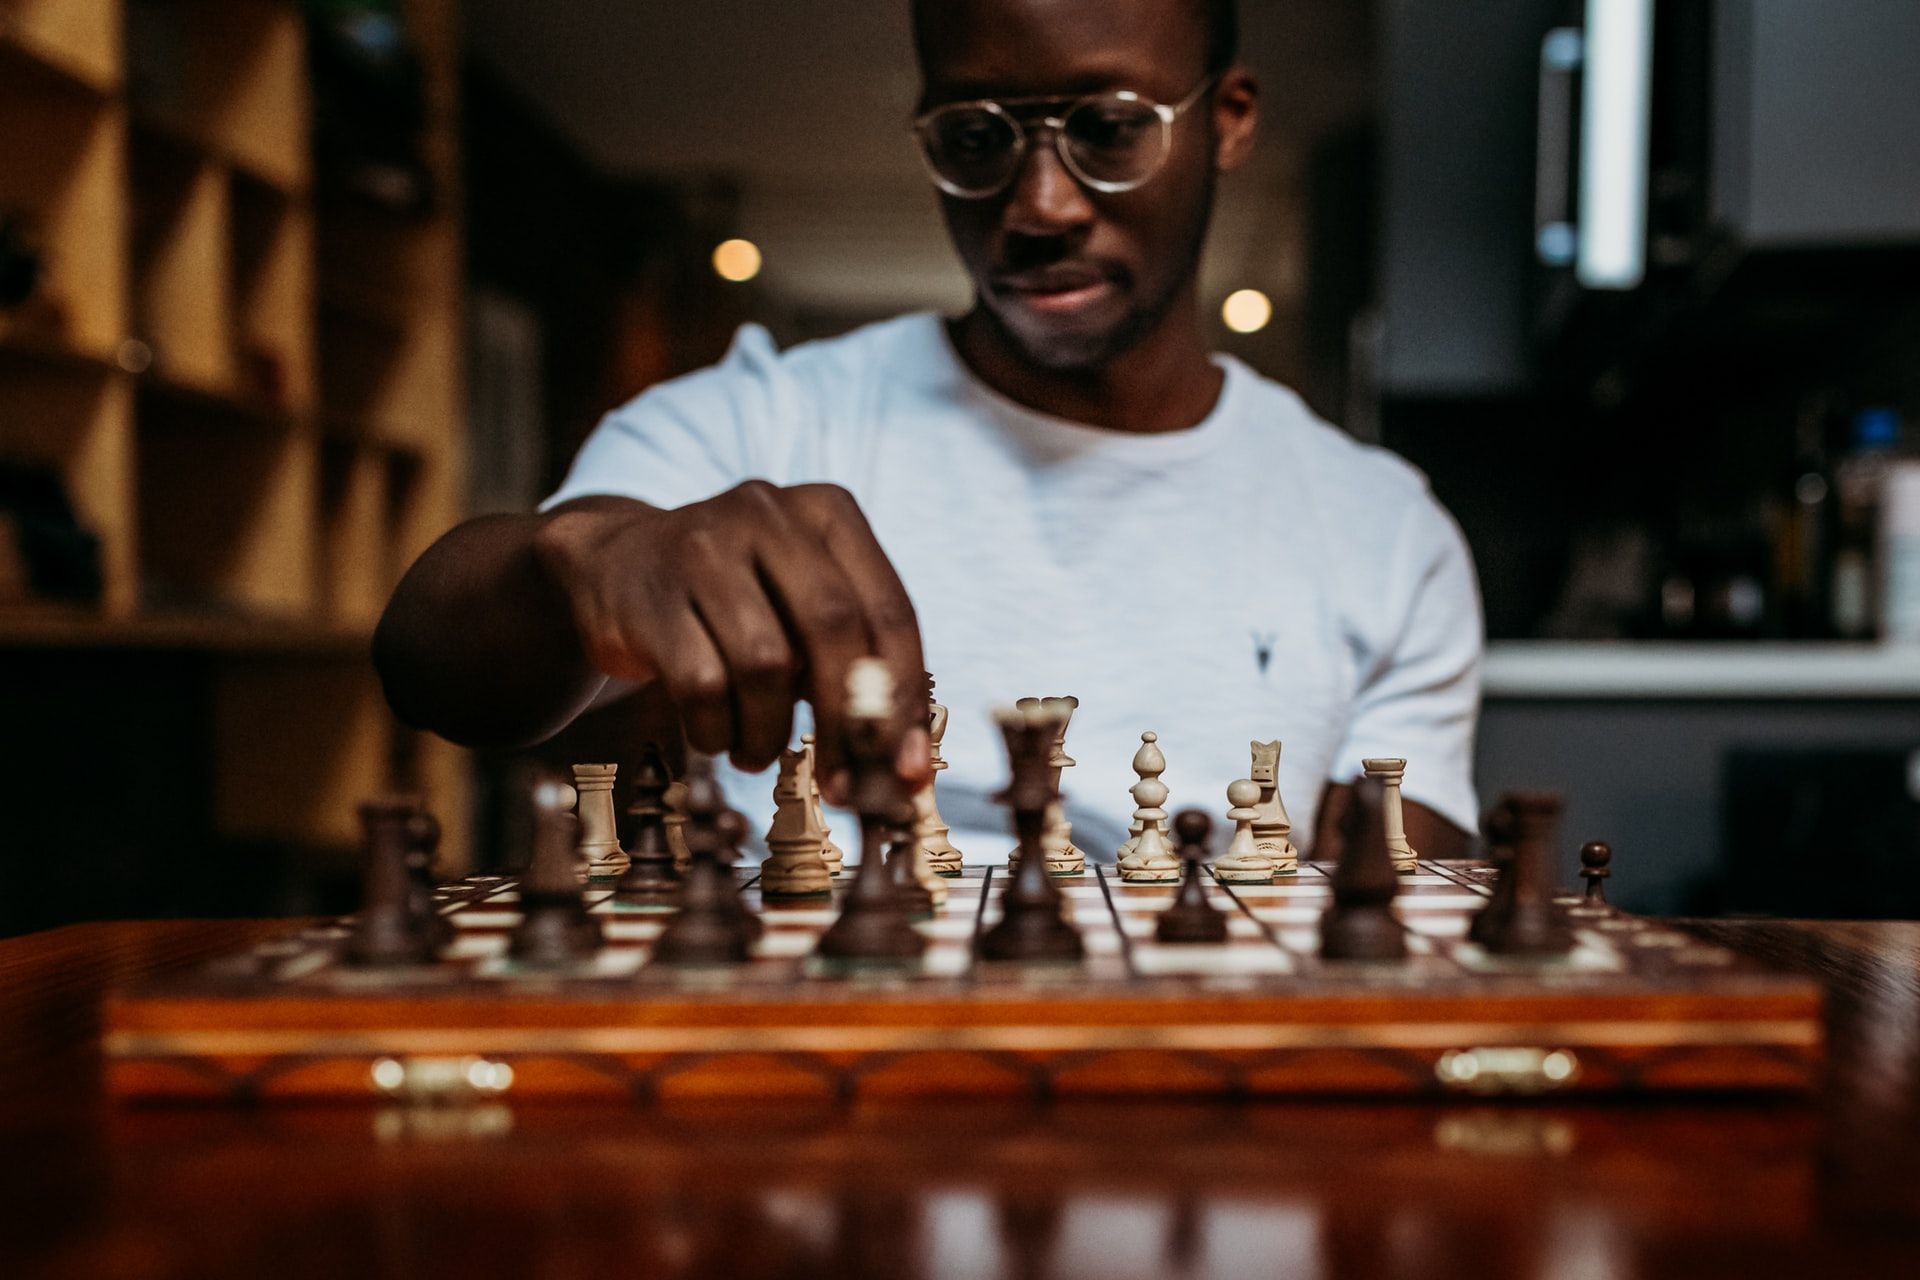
[1002,130,1096,236]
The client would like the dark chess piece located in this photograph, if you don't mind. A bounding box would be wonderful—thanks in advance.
[1479,791,1575,957]
[1467,795,1519,947]
[884,807,936,917]
[1319,776,1409,961]
[615,746,680,904]
[1580,841,1613,903]
[403,803,453,949]
[817,660,928,962]
[714,807,765,941]
[1156,810,1230,944]
[346,797,440,966]
[651,759,758,966]
[975,701,1085,963]
[509,775,604,966]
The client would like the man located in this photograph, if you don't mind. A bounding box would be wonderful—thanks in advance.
[375,0,1482,859]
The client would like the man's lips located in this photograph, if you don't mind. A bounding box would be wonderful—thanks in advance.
[993,268,1120,314]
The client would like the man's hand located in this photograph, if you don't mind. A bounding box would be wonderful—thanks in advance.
[531,483,930,797]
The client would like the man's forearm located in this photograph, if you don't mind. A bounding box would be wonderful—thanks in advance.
[374,513,607,748]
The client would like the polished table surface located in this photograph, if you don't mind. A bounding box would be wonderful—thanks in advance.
[3,918,1917,1279]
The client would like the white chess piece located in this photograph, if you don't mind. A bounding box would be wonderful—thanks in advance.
[1248,741,1299,874]
[801,733,846,875]
[1007,696,1085,875]
[761,746,833,896]
[1118,732,1180,884]
[570,765,625,877]
[1362,757,1419,873]
[1213,778,1276,883]
[917,680,963,876]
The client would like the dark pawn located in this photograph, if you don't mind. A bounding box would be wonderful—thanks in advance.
[615,747,679,903]
[976,703,1084,963]
[1319,777,1408,962]
[1467,796,1520,946]
[346,797,439,966]
[403,805,454,949]
[884,809,935,917]
[1157,810,1230,944]
[652,759,758,966]
[1479,791,1575,957]
[715,807,765,941]
[509,775,604,966]
[817,660,927,962]
[1580,841,1612,903]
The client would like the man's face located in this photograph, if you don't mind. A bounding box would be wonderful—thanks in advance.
[917,0,1222,372]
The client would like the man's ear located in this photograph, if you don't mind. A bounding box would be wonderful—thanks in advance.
[1212,66,1259,173]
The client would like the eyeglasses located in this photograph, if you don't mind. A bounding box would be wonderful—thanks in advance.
[912,75,1217,200]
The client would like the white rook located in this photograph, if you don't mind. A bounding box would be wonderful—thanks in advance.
[570,764,625,877]
[1362,757,1418,873]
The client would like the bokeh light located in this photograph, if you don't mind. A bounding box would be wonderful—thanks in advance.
[1222,288,1272,334]
[711,238,763,283]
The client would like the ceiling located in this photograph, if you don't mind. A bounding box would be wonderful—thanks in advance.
[465,0,1375,317]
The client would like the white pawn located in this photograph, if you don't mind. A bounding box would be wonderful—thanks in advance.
[1213,778,1276,883]
[1118,731,1180,884]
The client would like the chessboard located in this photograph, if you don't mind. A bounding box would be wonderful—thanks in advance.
[104,860,1822,1104]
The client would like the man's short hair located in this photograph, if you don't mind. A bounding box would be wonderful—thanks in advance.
[912,1,1241,77]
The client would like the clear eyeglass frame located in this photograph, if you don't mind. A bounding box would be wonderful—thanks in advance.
[911,74,1218,200]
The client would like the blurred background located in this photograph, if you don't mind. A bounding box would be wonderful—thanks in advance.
[1,0,1917,934]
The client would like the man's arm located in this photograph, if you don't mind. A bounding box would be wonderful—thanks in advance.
[373,485,932,792]
[1310,782,1473,864]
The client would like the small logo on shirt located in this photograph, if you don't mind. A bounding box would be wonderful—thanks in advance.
[1253,631,1277,676]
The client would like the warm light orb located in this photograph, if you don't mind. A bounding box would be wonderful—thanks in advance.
[711,239,763,283]
[1222,288,1272,334]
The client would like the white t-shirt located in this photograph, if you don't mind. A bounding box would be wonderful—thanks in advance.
[546,313,1484,858]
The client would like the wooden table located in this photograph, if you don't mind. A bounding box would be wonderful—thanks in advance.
[3,918,1918,1279]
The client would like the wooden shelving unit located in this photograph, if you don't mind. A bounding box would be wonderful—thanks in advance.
[0,0,470,864]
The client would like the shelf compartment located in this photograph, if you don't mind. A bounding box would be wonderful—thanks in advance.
[128,0,309,192]
[0,80,126,358]
[0,0,123,94]
[318,439,386,629]
[318,303,458,450]
[135,406,316,617]
[130,145,233,393]
[230,172,313,413]
[0,355,136,615]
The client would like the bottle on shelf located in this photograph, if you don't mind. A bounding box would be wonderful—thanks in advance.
[1829,407,1900,641]
[1879,411,1920,646]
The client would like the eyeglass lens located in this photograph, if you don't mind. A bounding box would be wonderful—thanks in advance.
[921,93,1169,196]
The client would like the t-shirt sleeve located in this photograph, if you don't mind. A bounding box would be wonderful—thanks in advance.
[1333,497,1484,836]
[541,324,798,512]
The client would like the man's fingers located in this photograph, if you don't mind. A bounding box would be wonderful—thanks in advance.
[749,536,872,789]
[687,571,798,773]
[652,605,734,758]
[784,484,929,774]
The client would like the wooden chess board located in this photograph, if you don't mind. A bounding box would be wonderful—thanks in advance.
[104,862,1822,1103]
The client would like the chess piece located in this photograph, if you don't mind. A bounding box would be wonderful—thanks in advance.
[1118,732,1180,883]
[816,661,927,962]
[1319,777,1408,961]
[977,701,1085,963]
[761,744,834,898]
[570,763,625,877]
[1212,778,1276,884]
[884,807,938,915]
[1362,758,1419,873]
[614,747,679,903]
[917,674,963,876]
[346,797,439,966]
[402,804,453,949]
[510,775,604,966]
[802,733,847,876]
[1580,841,1612,903]
[1478,792,1575,957]
[663,779,694,873]
[1006,696,1084,876]
[1248,741,1299,875]
[1156,810,1230,944]
[1468,797,1519,946]
[651,759,757,966]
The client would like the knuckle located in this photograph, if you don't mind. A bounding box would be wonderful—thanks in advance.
[806,590,863,638]
[735,636,794,685]
[795,482,862,518]
[666,659,728,708]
